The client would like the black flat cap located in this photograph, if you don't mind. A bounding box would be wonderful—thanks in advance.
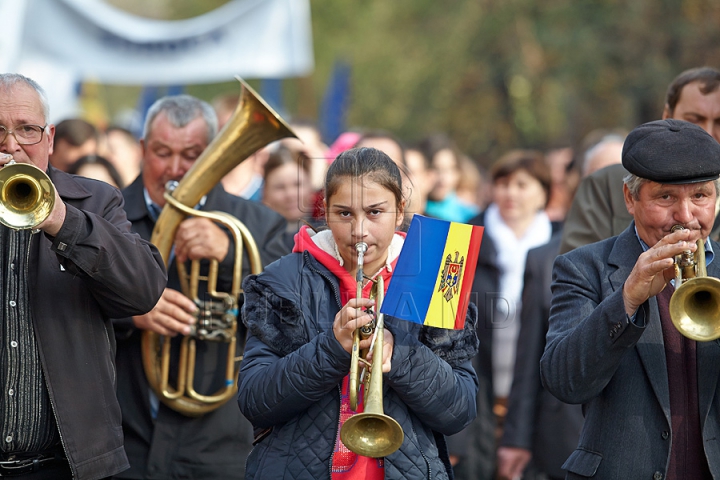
[622,119,720,184]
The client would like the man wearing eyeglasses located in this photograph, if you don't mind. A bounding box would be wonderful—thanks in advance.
[0,73,167,480]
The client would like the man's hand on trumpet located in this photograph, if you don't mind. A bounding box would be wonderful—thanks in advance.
[36,185,66,236]
[622,226,697,316]
[133,288,198,336]
[0,153,66,235]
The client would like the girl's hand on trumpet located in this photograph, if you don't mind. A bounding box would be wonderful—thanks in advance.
[365,327,394,373]
[333,297,376,353]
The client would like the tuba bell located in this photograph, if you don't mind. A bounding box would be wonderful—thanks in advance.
[0,158,55,230]
[142,78,297,417]
[340,242,404,458]
[669,225,720,341]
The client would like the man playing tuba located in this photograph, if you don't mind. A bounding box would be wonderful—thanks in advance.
[112,94,289,480]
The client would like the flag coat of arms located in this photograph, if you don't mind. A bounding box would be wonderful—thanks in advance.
[381,215,483,329]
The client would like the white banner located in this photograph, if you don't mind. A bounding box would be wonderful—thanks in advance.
[8,0,314,84]
[0,0,313,120]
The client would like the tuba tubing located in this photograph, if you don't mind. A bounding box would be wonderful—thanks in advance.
[150,77,296,266]
[142,78,297,417]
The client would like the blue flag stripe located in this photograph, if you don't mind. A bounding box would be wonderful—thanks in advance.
[382,216,450,323]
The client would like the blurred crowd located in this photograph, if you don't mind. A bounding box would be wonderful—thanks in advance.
[55,66,720,480]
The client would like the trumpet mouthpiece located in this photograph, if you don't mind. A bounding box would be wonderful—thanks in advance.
[355,242,368,282]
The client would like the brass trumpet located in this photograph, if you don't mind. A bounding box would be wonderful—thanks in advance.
[340,242,404,458]
[668,225,720,341]
[0,158,55,230]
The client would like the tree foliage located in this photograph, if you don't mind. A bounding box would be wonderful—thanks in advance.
[103,0,720,166]
[308,0,720,164]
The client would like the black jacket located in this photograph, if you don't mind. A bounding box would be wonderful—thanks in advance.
[31,168,166,480]
[113,176,289,479]
[500,235,583,478]
[239,250,480,479]
[449,211,562,480]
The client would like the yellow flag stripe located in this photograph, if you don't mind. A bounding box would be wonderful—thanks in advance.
[425,222,474,328]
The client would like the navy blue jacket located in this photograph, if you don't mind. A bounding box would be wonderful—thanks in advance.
[239,250,479,479]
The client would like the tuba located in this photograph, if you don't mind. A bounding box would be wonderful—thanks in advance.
[0,158,55,230]
[142,78,297,416]
[340,242,404,457]
[669,225,720,341]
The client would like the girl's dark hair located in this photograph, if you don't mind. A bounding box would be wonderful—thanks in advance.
[263,145,309,183]
[490,149,552,207]
[325,147,404,208]
[67,154,124,189]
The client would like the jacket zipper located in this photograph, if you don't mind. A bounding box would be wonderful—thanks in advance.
[305,252,344,479]
[29,232,73,477]
[410,421,430,479]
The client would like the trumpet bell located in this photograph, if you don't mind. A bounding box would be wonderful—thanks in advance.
[340,412,404,458]
[0,162,55,229]
[669,276,720,342]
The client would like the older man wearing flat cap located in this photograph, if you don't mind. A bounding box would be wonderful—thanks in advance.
[541,119,720,480]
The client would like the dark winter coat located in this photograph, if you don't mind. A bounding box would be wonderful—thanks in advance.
[238,250,479,479]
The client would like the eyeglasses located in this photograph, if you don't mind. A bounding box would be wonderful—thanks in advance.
[0,124,47,145]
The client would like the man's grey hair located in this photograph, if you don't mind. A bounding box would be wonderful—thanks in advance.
[142,94,218,144]
[582,134,625,177]
[623,172,720,199]
[0,73,50,122]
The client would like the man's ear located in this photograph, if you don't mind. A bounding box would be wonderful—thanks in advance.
[46,124,55,155]
[623,183,635,217]
[662,105,672,120]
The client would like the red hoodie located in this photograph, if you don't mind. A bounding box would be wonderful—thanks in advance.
[292,225,405,479]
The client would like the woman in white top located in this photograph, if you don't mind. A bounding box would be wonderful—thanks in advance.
[450,149,555,480]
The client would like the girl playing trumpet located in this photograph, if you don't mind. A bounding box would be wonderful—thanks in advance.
[238,147,479,479]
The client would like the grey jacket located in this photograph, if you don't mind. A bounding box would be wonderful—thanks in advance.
[541,223,720,479]
[238,250,480,479]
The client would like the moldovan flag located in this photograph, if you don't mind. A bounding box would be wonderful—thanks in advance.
[381,215,483,329]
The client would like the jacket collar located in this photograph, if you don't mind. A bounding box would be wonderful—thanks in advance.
[48,165,92,201]
[122,175,150,222]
